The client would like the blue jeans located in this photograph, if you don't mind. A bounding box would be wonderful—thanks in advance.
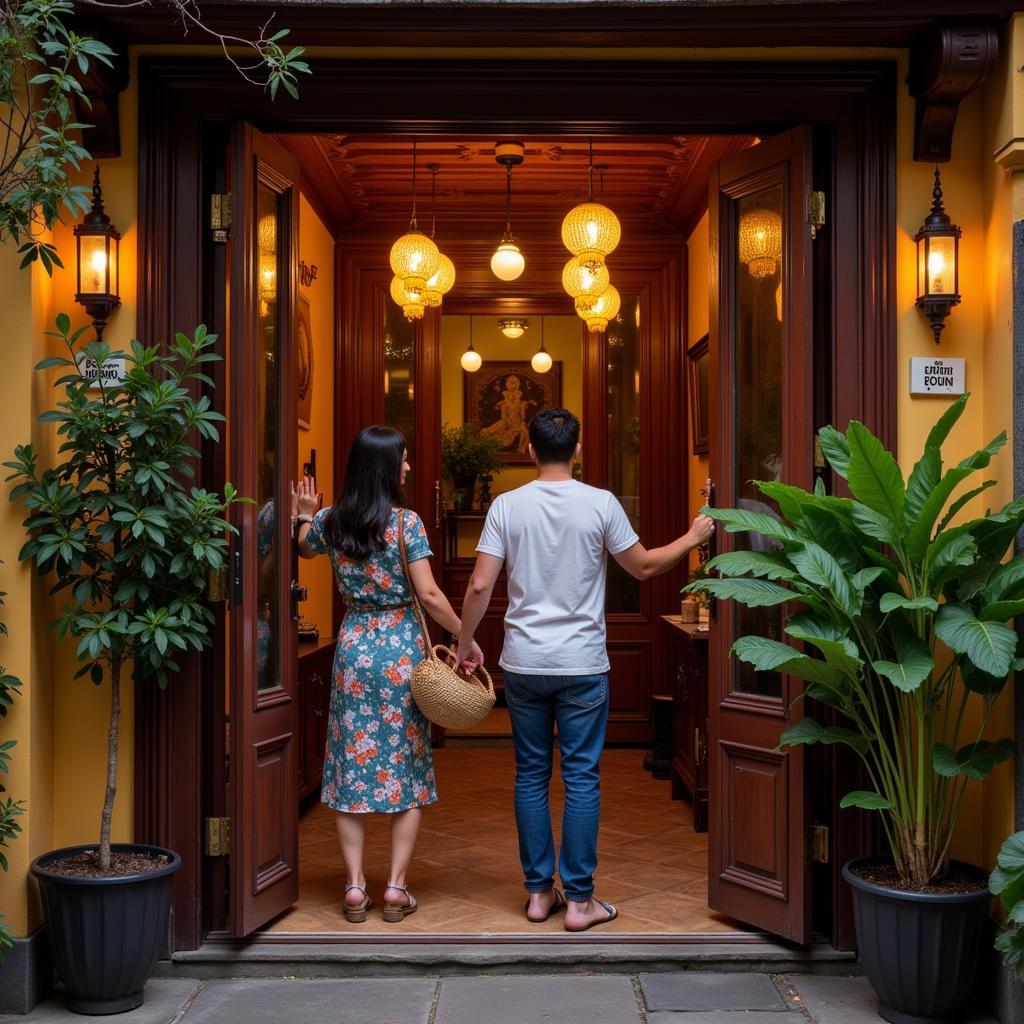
[503,671,610,902]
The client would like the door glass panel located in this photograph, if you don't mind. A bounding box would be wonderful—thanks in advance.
[256,182,281,691]
[384,300,416,495]
[732,186,784,698]
[606,294,640,615]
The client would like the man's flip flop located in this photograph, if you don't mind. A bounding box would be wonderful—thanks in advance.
[564,899,618,933]
[524,888,566,923]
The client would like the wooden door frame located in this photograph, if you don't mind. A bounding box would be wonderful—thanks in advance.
[135,55,895,953]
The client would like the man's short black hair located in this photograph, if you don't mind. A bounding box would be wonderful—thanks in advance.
[529,408,580,464]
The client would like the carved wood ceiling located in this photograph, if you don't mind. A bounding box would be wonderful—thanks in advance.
[280,133,755,240]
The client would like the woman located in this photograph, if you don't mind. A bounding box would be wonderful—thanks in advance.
[292,426,482,924]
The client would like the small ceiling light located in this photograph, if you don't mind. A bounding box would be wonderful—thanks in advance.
[461,318,482,372]
[562,140,621,271]
[738,209,782,279]
[390,138,440,298]
[390,274,424,321]
[491,140,526,282]
[423,164,456,309]
[561,257,610,305]
[498,318,529,340]
[531,317,553,374]
[578,284,621,333]
[915,167,961,344]
[74,166,121,340]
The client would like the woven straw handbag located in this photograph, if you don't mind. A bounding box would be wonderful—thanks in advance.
[397,510,496,730]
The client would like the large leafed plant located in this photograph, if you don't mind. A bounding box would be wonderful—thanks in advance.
[4,316,246,871]
[686,395,1022,887]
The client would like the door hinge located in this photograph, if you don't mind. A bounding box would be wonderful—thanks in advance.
[808,823,830,863]
[207,566,228,603]
[210,193,232,242]
[205,817,230,856]
[807,189,826,239]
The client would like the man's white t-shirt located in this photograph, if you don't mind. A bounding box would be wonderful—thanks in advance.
[476,479,639,676]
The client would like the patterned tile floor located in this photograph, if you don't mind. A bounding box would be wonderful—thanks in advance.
[263,746,748,935]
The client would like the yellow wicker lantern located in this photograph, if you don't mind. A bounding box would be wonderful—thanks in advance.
[562,201,621,269]
[738,209,782,279]
[577,284,621,332]
[561,257,610,304]
[388,230,439,296]
[390,275,424,321]
[423,252,456,308]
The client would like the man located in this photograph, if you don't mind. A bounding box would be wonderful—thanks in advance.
[456,408,715,932]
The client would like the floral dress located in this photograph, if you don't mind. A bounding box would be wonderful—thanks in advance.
[305,508,438,814]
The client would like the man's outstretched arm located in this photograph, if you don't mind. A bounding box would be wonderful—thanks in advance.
[612,514,715,581]
[455,552,505,672]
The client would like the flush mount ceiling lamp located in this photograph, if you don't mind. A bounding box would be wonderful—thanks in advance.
[490,140,526,282]
[389,138,440,301]
[561,256,610,308]
[531,317,553,374]
[738,209,782,279]
[915,167,961,344]
[423,164,456,309]
[498,318,529,340]
[562,141,621,272]
[578,284,621,333]
[461,317,482,372]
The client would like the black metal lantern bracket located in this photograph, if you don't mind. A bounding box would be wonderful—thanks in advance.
[73,166,121,340]
[914,167,961,345]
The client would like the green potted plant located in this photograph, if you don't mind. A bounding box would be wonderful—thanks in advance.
[441,423,504,511]
[686,394,1022,1024]
[5,317,246,1014]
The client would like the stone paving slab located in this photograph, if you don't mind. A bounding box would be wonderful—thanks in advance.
[640,972,788,1012]
[647,1014,804,1024]
[433,975,641,1024]
[0,980,200,1024]
[180,978,436,1024]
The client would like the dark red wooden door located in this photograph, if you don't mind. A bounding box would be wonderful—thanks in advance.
[707,127,815,942]
[228,124,301,936]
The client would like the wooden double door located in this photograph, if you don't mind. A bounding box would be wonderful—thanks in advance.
[221,121,860,948]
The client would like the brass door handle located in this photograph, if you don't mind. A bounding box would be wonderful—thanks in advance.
[434,479,442,530]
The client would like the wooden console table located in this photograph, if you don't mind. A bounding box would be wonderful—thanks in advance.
[660,615,709,832]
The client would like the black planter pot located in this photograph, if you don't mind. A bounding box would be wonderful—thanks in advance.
[843,857,990,1024]
[31,844,180,1015]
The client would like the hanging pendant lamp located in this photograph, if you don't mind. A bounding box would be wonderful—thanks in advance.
[490,141,526,282]
[461,317,482,372]
[738,209,782,279]
[390,138,439,299]
[531,316,553,374]
[390,275,424,320]
[562,140,621,271]
[578,284,621,333]
[423,164,456,309]
[561,256,610,307]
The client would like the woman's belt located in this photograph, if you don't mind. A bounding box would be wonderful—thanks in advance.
[344,600,413,614]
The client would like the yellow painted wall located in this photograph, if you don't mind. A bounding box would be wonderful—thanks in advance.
[686,211,710,579]
[297,197,336,638]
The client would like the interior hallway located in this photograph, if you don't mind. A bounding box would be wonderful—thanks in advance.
[264,747,748,935]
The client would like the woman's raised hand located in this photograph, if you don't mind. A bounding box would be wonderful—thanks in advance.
[291,475,321,518]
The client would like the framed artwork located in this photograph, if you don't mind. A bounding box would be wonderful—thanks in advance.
[464,361,563,464]
[687,335,709,455]
[297,296,314,430]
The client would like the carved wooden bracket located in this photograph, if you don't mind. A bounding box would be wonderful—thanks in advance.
[908,24,999,163]
[73,26,130,159]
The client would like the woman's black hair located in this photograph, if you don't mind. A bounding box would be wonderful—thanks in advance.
[323,426,406,559]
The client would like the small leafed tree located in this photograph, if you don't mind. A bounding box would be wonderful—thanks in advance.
[5,316,247,871]
[0,582,24,958]
[1,0,310,273]
[686,394,1023,887]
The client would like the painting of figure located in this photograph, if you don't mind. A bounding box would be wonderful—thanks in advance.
[465,361,562,464]
[297,296,314,429]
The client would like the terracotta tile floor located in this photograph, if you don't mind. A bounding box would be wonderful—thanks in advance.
[263,747,749,936]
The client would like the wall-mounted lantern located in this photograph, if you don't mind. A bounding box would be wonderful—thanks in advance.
[74,167,121,340]
[915,167,961,344]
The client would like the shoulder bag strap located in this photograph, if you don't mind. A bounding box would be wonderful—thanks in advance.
[397,510,435,661]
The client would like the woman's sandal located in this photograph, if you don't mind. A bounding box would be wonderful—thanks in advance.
[343,884,373,924]
[564,898,618,933]
[383,883,418,923]
[525,888,566,924]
